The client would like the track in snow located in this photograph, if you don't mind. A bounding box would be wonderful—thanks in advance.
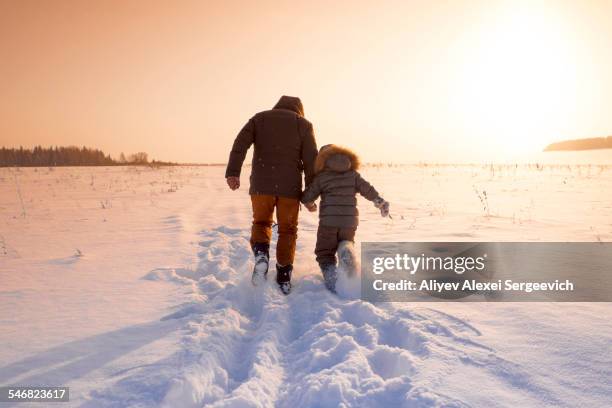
[87,226,561,408]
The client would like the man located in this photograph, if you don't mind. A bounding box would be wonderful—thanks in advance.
[225,96,318,294]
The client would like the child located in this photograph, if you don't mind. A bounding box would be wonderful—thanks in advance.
[301,144,389,293]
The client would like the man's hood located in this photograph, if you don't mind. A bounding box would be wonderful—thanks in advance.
[273,95,304,116]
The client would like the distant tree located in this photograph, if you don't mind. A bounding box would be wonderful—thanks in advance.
[128,152,148,164]
[119,152,127,163]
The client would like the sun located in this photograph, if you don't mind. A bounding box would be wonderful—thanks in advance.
[451,2,579,158]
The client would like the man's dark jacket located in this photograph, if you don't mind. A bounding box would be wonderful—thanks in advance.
[225,96,318,199]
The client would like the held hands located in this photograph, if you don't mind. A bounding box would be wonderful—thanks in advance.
[226,176,240,190]
[304,201,317,212]
[374,197,390,218]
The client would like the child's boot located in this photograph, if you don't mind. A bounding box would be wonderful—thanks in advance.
[251,243,269,286]
[320,263,338,293]
[276,264,293,295]
[337,240,357,277]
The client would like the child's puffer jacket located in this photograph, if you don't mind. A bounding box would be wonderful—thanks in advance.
[301,144,380,228]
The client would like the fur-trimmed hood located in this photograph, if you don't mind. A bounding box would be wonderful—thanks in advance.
[314,144,360,174]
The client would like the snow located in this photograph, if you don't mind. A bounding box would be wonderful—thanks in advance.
[1,164,611,407]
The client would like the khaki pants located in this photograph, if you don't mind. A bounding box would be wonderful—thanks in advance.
[250,194,299,266]
[315,225,356,266]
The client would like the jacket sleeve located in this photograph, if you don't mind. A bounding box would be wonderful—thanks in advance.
[300,120,318,187]
[225,118,255,178]
[300,176,321,204]
[355,172,381,202]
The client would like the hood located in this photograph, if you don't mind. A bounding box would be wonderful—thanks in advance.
[315,144,360,174]
[273,95,304,116]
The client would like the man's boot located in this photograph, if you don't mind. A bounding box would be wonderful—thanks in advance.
[276,264,293,295]
[251,243,269,286]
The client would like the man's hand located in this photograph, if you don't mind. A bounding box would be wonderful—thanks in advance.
[226,176,240,190]
[304,201,317,212]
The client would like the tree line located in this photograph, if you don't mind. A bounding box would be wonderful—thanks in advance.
[544,136,612,151]
[0,146,172,167]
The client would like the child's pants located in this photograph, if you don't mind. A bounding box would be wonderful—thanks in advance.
[250,194,299,266]
[315,225,356,266]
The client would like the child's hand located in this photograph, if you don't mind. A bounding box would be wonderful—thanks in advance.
[304,201,317,212]
[374,197,390,218]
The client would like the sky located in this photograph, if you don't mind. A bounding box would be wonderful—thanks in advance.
[1,0,612,163]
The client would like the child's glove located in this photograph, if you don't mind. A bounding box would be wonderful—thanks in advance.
[374,197,390,218]
[304,201,317,212]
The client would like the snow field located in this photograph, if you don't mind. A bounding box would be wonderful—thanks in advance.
[1,164,611,407]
